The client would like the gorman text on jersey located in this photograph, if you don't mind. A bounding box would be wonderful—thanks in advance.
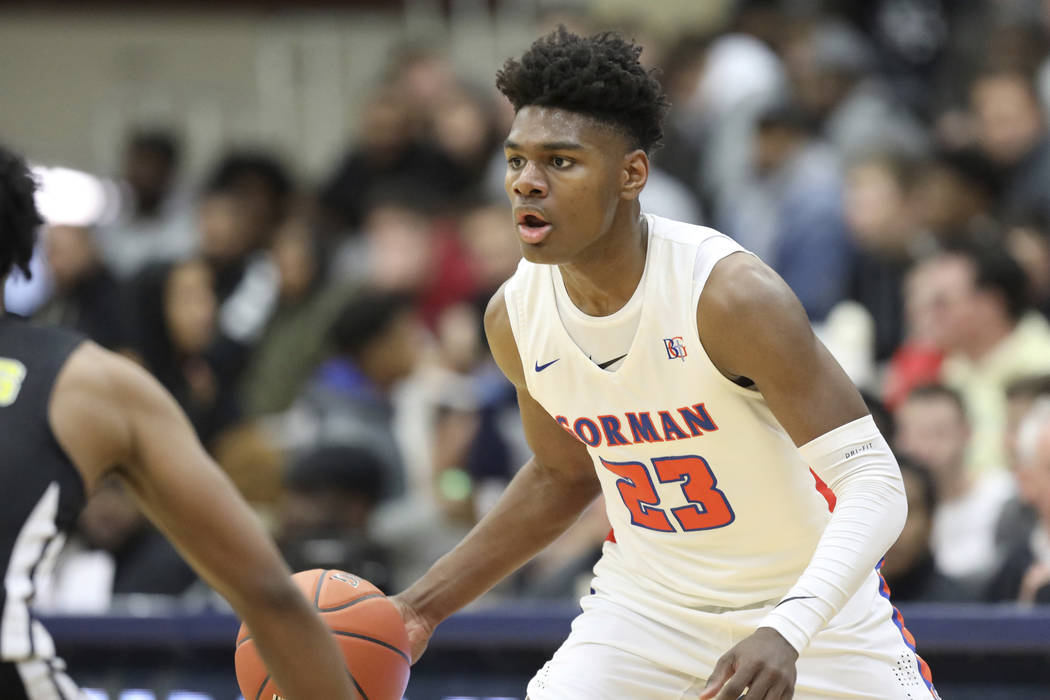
[555,402,718,447]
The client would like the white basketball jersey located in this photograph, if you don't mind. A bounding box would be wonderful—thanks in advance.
[504,214,833,611]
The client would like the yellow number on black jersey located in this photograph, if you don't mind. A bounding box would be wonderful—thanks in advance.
[0,358,27,406]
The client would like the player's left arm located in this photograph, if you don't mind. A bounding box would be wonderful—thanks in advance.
[696,253,907,700]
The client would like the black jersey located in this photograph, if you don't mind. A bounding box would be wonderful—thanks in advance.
[0,316,85,666]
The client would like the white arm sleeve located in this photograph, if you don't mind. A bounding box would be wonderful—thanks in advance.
[758,415,907,653]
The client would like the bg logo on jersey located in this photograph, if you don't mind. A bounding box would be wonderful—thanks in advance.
[663,336,687,361]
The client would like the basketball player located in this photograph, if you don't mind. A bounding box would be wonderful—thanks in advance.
[0,146,356,699]
[393,29,938,699]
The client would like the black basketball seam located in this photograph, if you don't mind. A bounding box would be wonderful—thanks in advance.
[236,634,253,649]
[313,569,330,607]
[319,592,385,612]
[333,630,411,664]
[254,674,270,700]
[350,671,370,700]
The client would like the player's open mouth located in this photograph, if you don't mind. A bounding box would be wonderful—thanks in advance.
[517,212,553,244]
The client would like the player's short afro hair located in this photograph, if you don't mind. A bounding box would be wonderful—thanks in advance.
[496,27,670,153]
[0,146,41,281]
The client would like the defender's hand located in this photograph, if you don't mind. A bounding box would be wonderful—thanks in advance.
[699,627,798,700]
[389,594,436,664]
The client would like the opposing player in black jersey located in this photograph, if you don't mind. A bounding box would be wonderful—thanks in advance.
[0,146,357,699]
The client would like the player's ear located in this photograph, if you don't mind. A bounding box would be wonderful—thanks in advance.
[620,149,649,201]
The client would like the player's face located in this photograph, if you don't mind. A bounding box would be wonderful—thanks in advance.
[503,106,635,264]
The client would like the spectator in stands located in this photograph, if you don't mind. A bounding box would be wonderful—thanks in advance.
[784,19,928,159]
[843,153,926,363]
[97,129,196,278]
[34,224,131,353]
[883,258,947,410]
[880,459,969,602]
[911,148,1000,239]
[281,290,422,502]
[239,208,358,417]
[204,150,292,255]
[912,239,1050,473]
[970,67,1050,221]
[986,397,1050,604]
[431,83,501,195]
[997,375,1050,551]
[319,87,461,235]
[1005,210,1050,317]
[896,384,1013,584]
[279,445,393,593]
[132,259,241,448]
[720,105,852,323]
[194,177,286,362]
[458,198,520,308]
[336,187,478,329]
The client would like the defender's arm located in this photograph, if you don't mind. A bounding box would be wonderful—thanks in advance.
[50,343,359,700]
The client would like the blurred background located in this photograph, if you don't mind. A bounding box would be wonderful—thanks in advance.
[3,0,1050,698]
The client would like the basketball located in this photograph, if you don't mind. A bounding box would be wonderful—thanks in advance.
[234,569,411,700]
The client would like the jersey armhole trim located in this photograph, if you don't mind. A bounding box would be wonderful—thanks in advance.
[691,250,765,400]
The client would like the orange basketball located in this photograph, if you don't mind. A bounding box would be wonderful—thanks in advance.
[234,569,411,700]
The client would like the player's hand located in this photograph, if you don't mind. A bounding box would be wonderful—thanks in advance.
[699,626,798,700]
[388,594,436,664]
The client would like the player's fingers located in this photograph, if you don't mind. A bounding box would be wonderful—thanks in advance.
[710,670,752,700]
[710,662,759,700]
[698,654,736,699]
[740,669,776,699]
[767,678,794,700]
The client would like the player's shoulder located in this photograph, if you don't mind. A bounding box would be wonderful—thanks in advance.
[483,280,525,388]
[700,252,804,331]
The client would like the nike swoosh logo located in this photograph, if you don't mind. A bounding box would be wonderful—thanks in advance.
[596,353,628,370]
[535,358,559,372]
[774,595,817,608]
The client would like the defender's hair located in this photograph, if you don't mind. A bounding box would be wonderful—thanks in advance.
[0,146,41,281]
[496,27,670,153]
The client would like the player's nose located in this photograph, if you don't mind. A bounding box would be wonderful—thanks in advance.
[512,161,548,198]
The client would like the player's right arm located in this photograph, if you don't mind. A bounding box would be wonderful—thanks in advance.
[392,283,602,662]
[49,342,358,700]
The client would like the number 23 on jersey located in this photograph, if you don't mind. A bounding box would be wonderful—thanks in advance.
[600,454,734,533]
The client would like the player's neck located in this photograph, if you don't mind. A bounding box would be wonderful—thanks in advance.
[558,207,647,317]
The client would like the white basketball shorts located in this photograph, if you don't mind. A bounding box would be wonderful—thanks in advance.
[527,569,938,700]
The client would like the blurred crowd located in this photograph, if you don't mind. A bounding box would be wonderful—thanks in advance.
[12,0,1050,613]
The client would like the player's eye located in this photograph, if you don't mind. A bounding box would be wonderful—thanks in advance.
[551,156,572,169]
[507,156,525,169]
